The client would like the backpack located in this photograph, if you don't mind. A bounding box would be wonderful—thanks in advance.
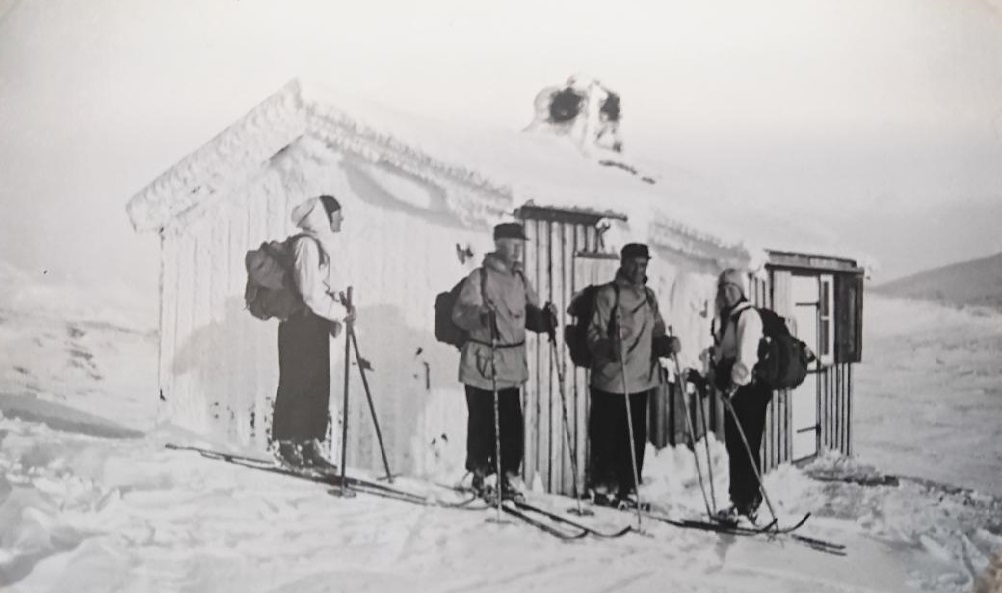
[244,234,324,321]
[564,283,656,367]
[564,285,606,368]
[730,306,813,390]
[434,268,490,350]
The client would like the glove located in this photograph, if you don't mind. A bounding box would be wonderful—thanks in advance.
[684,368,711,398]
[599,336,622,359]
[543,302,559,336]
[329,320,343,338]
[653,335,681,358]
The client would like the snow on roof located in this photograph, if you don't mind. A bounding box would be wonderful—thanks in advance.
[127,78,857,271]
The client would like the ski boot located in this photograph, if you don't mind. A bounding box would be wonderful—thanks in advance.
[739,501,761,525]
[713,500,759,527]
[300,439,339,475]
[275,440,306,469]
[589,484,618,508]
[478,473,501,505]
[501,472,526,502]
[615,490,651,512]
[712,506,741,527]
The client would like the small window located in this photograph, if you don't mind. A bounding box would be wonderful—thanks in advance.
[834,273,863,364]
[818,275,834,365]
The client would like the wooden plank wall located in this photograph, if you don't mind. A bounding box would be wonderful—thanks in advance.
[521,217,609,495]
[763,270,793,471]
[160,174,285,448]
[818,363,852,456]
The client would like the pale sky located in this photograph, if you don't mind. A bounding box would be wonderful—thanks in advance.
[1,0,1001,300]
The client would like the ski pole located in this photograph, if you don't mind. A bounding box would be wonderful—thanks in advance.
[693,371,718,513]
[349,317,394,483]
[549,334,591,517]
[673,352,713,520]
[336,287,355,498]
[614,302,645,531]
[487,309,504,523]
[722,392,778,526]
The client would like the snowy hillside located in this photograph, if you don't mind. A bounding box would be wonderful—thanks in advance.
[874,252,1002,310]
[1,264,1001,592]
[0,262,157,434]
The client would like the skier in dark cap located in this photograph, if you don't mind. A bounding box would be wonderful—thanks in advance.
[451,222,558,500]
[586,242,676,508]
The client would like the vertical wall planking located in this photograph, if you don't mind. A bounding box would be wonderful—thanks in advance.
[206,216,232,441]
[846,365,853,456]
[191,223,216,434]
[227,201,255,446]
[545,220,562,492]
[537,220,553,489]
[558,221,574,492]
[159,232,180,424]
[172,231,199,431]
[573,228,589,495]
[249,188,272,444]
[522,218,538,485]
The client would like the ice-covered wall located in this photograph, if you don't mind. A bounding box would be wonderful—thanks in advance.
[135,78,853,483]
[159,134,508,477]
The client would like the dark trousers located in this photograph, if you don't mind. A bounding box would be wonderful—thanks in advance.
[272,311,331,442]
[725,381,772,509]
[465,386,523,476]
[589,388,651,496]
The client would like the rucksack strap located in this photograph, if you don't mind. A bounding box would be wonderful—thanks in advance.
[287,233,330,267]
[611,282,656,317]
[713,302,753,347]
[726,302,755,325]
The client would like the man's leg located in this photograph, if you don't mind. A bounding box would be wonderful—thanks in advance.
[727,383,771,512]
[464,386,493,478]
[735,383,771,512]
[626,390,650,494]
[724,390,747,510]
[498,387,523,476]
[273,314,329,467]
[589,388,617,498]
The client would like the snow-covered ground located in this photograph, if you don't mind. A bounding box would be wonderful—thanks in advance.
[855,295,1002,498]
[1,269,1000,592]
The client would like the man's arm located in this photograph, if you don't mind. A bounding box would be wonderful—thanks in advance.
[731,308,764,386]
[293,239,342,323]
[451,269,489,332]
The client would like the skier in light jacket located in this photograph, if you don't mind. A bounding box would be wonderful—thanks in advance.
[586,243,674,508]
[710,267,769,523]
[272,195,351,469]
[451,222,557,499]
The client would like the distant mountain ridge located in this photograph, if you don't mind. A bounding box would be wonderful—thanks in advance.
[874,251,1002,309]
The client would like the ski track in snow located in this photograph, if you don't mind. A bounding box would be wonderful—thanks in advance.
[1,279,1001,591]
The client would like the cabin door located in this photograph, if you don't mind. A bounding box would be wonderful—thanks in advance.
[790,274,823,461]
[518,211,618,495]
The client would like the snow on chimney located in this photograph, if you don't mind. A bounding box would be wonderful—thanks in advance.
[524,74,624,155]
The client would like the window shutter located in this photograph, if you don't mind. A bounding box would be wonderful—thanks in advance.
[834,273,863,363]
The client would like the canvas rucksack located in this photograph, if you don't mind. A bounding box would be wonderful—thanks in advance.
[434,268,490,350]
[244,234,325,321]
[564,283,656,368]
[731,306,814,390]
[564,285,606,368]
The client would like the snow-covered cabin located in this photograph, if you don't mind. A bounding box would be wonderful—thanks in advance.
[127,78,864,494]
